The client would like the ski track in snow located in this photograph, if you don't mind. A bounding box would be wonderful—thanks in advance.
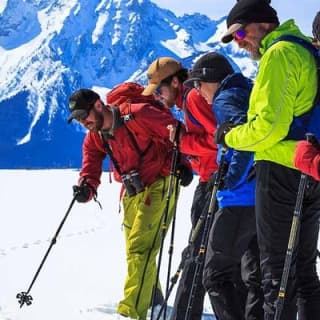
[0,225,107,258]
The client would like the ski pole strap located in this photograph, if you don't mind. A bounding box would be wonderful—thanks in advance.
[92,191,102,210]
[80,176,103,210]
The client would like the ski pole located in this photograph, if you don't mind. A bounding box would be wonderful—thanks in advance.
[163,173,180,320]
[154,174,182,320]
[185,146,227,320]
[150,122,181,320]
[155,209,206,320]
[273,133,314,320]
[16,181,85,308]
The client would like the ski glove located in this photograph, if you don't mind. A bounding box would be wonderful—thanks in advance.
[214,122,235,147]
[73,183,95,203]
[176,164,193,187]
[294,140,320,181]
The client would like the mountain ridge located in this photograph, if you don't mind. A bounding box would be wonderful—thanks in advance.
[0,0,256,168]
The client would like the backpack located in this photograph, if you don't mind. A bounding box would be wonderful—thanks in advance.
[106,82,159,115]
[105,82,166,160]
[271,35,320,140]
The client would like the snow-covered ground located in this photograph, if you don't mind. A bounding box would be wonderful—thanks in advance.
[0,170,210,320]
[1,170,319,320]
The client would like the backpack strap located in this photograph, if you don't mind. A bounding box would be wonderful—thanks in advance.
[182,88,204,128]
[123,125,153,164]
[100,131,124,176]
[270,35,320,140]
[119,102,154,165]
[271,35,318,56]
[271,35,320,104]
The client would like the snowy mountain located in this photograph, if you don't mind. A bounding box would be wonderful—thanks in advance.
[0,0,256,168]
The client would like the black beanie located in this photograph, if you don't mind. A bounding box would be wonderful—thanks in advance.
[221,0,279,43]
[313,11,320,40]
[184,52,234,87]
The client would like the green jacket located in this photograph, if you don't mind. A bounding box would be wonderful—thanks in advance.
[225,20,317,169]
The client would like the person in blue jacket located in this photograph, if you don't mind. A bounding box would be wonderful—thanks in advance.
[184,52,263,320]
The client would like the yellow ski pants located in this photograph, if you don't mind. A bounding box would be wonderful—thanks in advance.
[117,176,178,319]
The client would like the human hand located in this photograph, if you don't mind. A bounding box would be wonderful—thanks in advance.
[294,140,320,180]
[214,122,234,147]
[167,123,184,143]
[72,183,95,203]
[176,164,193,187]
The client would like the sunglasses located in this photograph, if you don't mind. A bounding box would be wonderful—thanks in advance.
[233,26,247,41]
[194,80,201,91]
[73,102,96,122]
[75,109,90,122]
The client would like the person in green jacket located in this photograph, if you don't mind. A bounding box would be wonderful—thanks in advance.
[216,0,320,319]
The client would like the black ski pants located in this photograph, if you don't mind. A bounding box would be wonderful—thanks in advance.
[170,181,213,320]
[241,235,264,320]
[202,205,263,320]
[255,161,320,320]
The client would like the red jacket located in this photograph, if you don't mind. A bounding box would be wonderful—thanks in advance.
[79,103,177,190]
[176,87,218,182]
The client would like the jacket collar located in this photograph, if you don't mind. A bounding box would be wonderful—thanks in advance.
[214,73,253,100]
[260,19,308,55]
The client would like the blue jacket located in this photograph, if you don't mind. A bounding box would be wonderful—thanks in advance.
[213,73,255,208]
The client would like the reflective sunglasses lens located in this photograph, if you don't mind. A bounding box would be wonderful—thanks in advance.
[234,29,246,41]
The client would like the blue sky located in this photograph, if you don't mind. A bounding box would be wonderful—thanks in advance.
[151,0,319,36]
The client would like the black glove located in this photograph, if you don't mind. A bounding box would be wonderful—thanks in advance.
[176,164,193,187]
[72,183,94,203]
[214,121,234,147]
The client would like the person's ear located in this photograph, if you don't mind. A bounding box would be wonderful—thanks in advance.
[312,39,320,49]
[171,76,181,89]
[95,99,104,111]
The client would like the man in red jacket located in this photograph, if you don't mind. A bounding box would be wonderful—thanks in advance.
[142,57,219,320]
[67,84,192,320]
